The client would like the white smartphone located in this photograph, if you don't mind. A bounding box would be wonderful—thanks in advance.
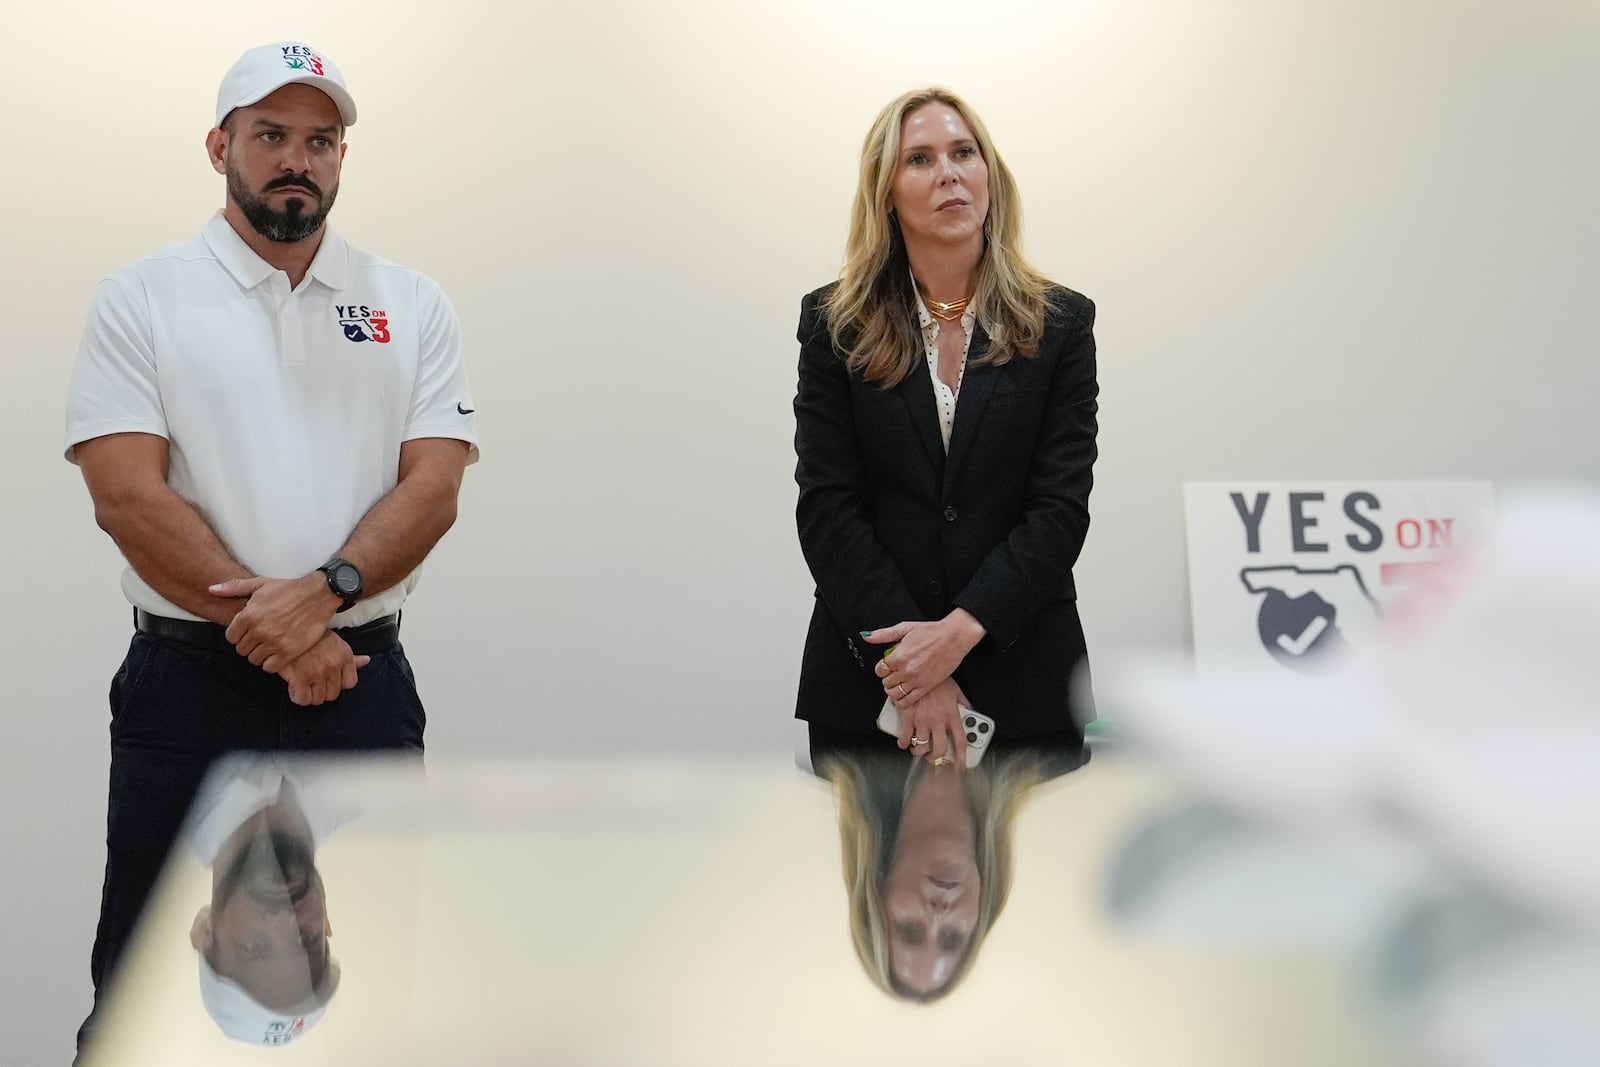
[876,698,995,768]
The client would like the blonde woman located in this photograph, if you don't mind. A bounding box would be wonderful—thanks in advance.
[816,748,1072,1000]
[794,88,1098,767]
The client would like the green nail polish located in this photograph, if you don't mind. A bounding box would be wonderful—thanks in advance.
[859,631,872,638]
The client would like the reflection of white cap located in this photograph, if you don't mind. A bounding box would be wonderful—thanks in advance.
[197,953,341,1046]
[215,42,357,129]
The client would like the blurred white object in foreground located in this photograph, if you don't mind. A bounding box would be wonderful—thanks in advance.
[1092,482,1600,1067]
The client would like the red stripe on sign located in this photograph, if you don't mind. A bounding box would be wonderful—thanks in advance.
[1381,562,1442,585]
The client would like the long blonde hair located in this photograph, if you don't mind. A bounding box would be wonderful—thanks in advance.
[821,752,1048,1001]
[823,88,1055,387]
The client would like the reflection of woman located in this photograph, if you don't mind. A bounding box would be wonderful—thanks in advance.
[819,749,1067,1000]
[793,88,1098,767]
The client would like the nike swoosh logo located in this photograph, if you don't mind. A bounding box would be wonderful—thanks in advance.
[456,403,475,415]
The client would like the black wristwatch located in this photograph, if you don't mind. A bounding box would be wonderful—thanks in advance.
[317,557,364,613]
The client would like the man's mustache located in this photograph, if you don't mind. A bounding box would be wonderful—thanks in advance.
[264,175,322,197]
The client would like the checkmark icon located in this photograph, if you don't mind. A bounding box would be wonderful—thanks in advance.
[1275,614,1329,655]
[456,403,475,415]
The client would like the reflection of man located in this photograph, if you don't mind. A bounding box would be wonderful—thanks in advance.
[191,823,338,1044]
[185,757,356,1046]
[64,39,476,1050]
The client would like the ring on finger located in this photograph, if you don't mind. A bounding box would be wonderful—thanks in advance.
[909,735,928,747]
[933,756,955,767]
[896,683,909,697]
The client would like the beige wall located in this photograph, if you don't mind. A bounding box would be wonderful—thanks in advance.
[1,0,1596,1061]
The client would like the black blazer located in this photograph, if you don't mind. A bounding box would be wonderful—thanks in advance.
[793,283,1098,739]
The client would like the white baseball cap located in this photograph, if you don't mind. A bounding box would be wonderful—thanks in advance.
[215,42,357,129]
[197,951,341,1046]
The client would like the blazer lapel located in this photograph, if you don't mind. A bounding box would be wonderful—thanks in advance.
[943,321,1001,494]
[897,355,947,478]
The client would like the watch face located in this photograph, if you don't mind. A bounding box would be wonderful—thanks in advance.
[332,565,361,596]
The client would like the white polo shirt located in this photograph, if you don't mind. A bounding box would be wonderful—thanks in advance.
[65,212,480,627]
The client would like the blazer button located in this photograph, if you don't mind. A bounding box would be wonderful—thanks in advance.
[943,505,958,522]
[927,580,943,597]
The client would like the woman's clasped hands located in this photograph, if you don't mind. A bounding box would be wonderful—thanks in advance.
[865,610,986,766]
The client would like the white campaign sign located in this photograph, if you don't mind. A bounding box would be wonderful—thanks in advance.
[1183,481,1495,675]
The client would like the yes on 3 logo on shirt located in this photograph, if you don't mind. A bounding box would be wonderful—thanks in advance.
[336,304,391,344]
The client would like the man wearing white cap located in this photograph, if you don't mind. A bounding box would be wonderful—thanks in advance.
[65,41,478,1055]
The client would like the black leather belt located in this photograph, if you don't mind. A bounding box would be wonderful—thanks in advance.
[133,608,401,656]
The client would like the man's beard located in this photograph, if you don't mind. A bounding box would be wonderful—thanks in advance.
[227,164,338,244]
[214,829,322,910]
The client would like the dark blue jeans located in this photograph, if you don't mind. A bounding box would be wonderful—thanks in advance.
[78,630,426,1056]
